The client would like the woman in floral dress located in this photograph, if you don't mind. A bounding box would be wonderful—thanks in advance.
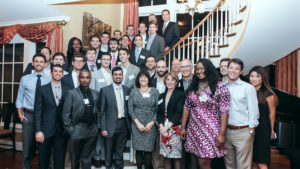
[180,59,230,169]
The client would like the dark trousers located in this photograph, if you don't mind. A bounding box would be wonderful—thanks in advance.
[181,140,198,169]
[38,135,67,169]
[93,134,105,161]
[105,119,128,169]
[22,112,36,169]
[70,135,98,169]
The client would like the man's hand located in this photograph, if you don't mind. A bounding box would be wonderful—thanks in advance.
[101,130,108,137]
[35,132,44,143]
[18,111,27,122]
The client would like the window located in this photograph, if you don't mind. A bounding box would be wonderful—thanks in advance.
[139,0,167,7]
[0,43,24,106]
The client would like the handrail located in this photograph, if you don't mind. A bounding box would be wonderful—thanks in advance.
[164,0,224,56]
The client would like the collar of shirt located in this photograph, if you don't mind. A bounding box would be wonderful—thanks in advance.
[227,78,243,86]
[51,81,61,88]
[149,33,156,38]
[164,21,170,27]
[112,83,122,91]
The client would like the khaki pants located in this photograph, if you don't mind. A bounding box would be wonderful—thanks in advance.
[224,128,254,169]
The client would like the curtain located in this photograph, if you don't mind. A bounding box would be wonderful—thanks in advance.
[0,21,63,53]
[123,0,139,35]
[275,49,298,96]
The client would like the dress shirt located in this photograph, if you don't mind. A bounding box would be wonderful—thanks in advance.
[146,34,156,50]
[16,72,51,110]
[162,21,170,34]
[101,68,112,85]
[140,34,147,48]
[120,64,129,85]
[112,83,125,117]
[101,45,108,52]
[72,71,79,88]
[182,77,192,91]
[111,52,119,67]
[226,78,259,128]
[156,78,166,94]
[51,82,62,105]
[43,64,51,76]
[87,62,97,72]
[135,47,142,62]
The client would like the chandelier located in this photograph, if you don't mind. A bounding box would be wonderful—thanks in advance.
[178,0,205,16]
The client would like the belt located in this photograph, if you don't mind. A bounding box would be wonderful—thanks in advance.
[227,125,248,130]
[23,108,34,114]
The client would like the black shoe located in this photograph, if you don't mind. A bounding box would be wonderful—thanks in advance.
[94,160,102,168]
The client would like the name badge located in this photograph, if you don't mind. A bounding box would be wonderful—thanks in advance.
[97,60,101,63]
[140,55,145,59]
[125,96,129,100]
[83,99,90,104]
[143,93,150,98]
[98,79,105,83]
[158,99,163,105]
[129,74,135,80]
[199,95,208,102]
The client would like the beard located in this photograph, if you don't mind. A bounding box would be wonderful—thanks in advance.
[157,70,167,77]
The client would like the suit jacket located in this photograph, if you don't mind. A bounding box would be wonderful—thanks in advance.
[62,87,100,139]
[129,47,151,70]
[82,62,100,72]
[34,82,70,139]
[95,50,103,68]
[149,34,165,61]
[157,88,186,126]
[89,69,110,91]
[158,22,180,49]
[122,63,140,89]
[100,84,131,138]
[62,72,75,89]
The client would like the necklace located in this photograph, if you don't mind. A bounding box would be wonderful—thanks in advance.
[198,82,208,92]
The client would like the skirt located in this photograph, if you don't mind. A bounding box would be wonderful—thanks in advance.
[159,125,182,158]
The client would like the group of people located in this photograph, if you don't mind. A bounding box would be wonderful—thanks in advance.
[15,8,277,169]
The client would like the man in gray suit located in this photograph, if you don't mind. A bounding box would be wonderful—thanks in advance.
[89,53,112,167]
[119,48,140,89]
[146,21,165,61]
[62,70,100,169]
[100,66,131,169]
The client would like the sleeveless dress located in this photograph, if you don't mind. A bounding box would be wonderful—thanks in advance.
[253,91,273,164]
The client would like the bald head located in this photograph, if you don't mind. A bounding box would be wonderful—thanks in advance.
[180,59,193,78]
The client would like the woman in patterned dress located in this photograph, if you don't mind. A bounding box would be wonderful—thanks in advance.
[128,70,159,169]
[180,59,230,169]
[157,72,186,169]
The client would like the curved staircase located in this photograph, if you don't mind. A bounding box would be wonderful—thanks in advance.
[164,0,251,67]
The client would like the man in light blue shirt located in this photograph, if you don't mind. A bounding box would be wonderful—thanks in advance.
[224,58,259,169]
[16,53,51,169]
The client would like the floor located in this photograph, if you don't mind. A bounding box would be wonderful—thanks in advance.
[0,148,290,169]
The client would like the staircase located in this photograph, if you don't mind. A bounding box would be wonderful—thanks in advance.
[164,0,251,67]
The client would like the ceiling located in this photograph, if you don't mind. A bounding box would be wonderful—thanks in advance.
[0,0,123,27]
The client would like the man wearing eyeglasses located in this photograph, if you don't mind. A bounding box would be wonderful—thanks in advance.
[62,53,86,89]
[179,59,193,91]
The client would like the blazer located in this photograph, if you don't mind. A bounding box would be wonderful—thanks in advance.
[34,82,70,138]
[62,87,100,139]
[89,69,110,91]
[123,63,140,89]
[158,22,180,49]
[157,88,186,126]
[61,72,75,89]
[100,84,131,138]
[95,50,103,68]
[129,47,151,70]
[148,34,165,61]
[82,62,100,72]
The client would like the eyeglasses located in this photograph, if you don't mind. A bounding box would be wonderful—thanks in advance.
[73,60,84,63]
[180,65,192,68]
[101,59,111,61]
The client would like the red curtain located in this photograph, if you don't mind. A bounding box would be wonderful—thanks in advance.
[123,0,139,35]
[275,49,298,96]
[0,21,63,53]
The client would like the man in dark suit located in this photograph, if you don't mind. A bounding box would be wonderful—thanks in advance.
[34,64,69,169]
[130,35,151,69]
[82,47,99,72]
[62,53,85,89]
[62,70,100,169]
[109,38,121,69]
[90,35,102,69]
[158,9,180,52]
[138,22,149,49]
[146,21,165,61]
[100,66,131,169]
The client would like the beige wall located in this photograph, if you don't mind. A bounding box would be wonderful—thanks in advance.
[51,4,123,54]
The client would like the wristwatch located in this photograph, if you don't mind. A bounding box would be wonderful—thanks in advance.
[249,129,255,135]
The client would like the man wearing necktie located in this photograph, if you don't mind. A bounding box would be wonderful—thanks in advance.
[130,35,151,70]
[62,70,100,169]
[109,38,120,69]
[34,64,70,169]
[16,54,51,169]
[100,66,131,169]
[83,47,98,72]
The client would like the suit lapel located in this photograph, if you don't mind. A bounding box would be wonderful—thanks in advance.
[47,83,58,107]
[109,85,118,111]
[75,88,85,105]
[124,64,132,84]
[163,22,172,36]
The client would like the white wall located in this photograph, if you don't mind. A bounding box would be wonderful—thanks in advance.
[233,0,300,74]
